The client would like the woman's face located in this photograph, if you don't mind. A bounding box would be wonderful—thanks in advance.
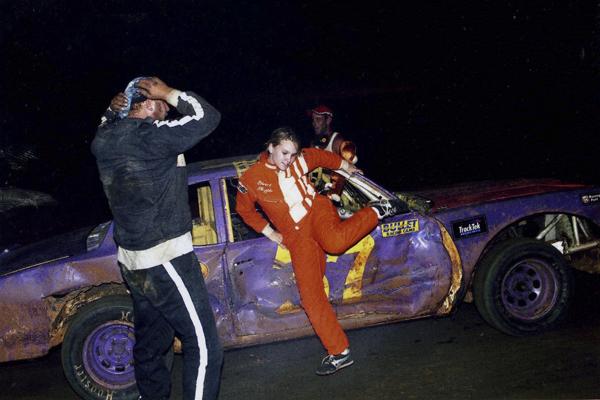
[268,139,298,171]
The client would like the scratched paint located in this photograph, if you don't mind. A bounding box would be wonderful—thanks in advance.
[436,221,463,314]
[0,302,49,361]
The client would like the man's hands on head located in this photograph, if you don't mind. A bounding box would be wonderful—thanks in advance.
[109,92,128,112]
[136,77,175,101]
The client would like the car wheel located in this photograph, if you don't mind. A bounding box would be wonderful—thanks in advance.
[473,238,573,336]
[61,295,139,400]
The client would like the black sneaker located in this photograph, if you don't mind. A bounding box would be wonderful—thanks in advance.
[369,198,403,219]
[315,349,354,376]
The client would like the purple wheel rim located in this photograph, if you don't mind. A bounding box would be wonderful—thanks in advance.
[501,258,559,321]
[82,320,136,389]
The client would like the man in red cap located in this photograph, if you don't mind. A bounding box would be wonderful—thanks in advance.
[309,105,358,200]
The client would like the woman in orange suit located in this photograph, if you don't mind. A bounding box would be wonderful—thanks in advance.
[236,127,399,375]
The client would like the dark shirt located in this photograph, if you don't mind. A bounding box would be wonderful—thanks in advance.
[92,92,220,250]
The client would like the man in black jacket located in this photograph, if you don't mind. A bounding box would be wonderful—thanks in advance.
[92,77,222,400]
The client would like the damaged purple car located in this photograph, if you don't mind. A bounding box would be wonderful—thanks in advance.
[2,154,600,400]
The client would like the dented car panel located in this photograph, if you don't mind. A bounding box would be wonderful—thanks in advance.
[2,153,600,367]
[0,247,123,361]
[431,188,600,280]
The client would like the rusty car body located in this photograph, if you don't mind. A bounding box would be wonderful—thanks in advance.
[2,154,600,399]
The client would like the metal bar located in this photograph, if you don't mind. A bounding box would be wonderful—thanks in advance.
[536,214,562,240]
[564,241,600,254]
[576,217,591,239]
[572,215,580,246]
[343,172,388,200]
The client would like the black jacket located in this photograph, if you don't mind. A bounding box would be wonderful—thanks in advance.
[91,92,220,250]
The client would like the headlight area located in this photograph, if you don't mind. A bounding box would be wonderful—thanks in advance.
[86,221,111,251]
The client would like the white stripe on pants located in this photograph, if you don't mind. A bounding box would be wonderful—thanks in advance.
[163,261,209,399]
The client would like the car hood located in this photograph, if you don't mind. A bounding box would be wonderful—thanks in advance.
[0,226,91,276]
[411,179,590,212]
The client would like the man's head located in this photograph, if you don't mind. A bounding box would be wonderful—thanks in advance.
[310,105,333,137]
[120,77,170,121]
[266,127,300,171]
[130,99,170,121]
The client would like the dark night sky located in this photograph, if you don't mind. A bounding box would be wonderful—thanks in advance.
[1,0,600,232]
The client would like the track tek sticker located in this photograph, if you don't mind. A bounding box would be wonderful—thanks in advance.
[452,215,488,239]
[381,219,419,237]
[581,193,600,205]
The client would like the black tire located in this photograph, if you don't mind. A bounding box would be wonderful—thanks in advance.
[473,238,573,336]
[61,295,140,400]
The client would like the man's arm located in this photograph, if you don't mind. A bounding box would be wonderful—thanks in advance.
[138,77,221,155]
[98,92,128,127]
[302,147,361,175]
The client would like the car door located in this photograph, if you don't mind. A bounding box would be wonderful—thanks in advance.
[327,175,460,320]
[188,180,236,341]
[221,177,311,338]
[331,210,459,320]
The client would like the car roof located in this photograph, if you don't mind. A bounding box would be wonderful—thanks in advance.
[187,153,259,182]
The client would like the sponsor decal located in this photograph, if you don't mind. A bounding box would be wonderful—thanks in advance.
[237,181,248,194]
[452,215,488,239]
[581,193,600,205]
[256,180,273,193]
[381,219,419,237]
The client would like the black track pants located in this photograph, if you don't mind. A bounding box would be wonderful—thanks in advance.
[120,252,223,400]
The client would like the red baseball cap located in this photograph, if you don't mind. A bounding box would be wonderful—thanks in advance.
[307,105,334,118]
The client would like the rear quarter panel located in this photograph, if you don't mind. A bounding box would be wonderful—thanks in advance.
[432,188,600,285]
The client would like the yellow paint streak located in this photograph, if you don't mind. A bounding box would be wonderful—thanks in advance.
[192,186,217,245]
[273,236,376,301]
[276,300,302,314]
[274,246,291,264]
[436,221,463,314]
[342,235,375,302]
[221,179,235,243]
[199,262,209,279]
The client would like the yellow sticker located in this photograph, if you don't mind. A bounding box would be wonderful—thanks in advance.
[381,219,419,237]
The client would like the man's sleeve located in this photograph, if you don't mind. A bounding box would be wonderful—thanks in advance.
[333,135,358,164]
[145,91,221,156]
[235,178,270,234]
[302,147,345,172]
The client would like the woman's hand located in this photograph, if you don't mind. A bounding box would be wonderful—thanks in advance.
[265,230,286,249]
[343,161,363,175]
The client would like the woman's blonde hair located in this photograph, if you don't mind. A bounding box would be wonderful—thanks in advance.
[265,127,301,150]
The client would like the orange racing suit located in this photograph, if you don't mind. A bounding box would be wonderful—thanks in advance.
[236,148,378,354]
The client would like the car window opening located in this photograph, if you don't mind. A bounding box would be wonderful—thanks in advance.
[190,183,218,246]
